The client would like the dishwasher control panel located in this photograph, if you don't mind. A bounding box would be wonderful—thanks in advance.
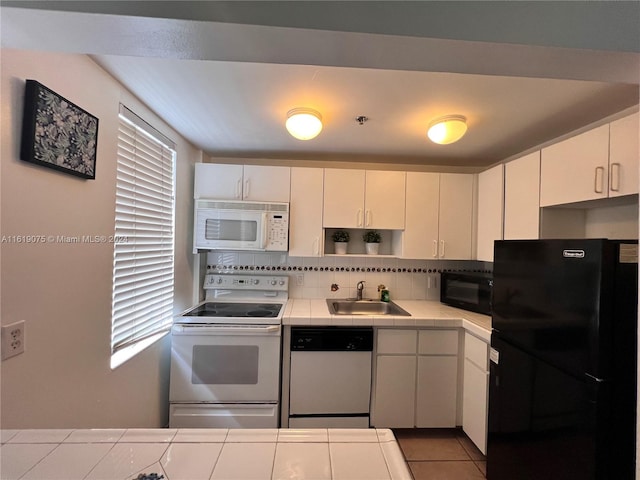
[291,327,373,351]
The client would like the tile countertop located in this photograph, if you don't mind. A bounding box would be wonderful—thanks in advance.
[0,428,411,480]
[283,299,491,342]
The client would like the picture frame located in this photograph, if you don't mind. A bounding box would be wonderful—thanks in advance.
[20,79,98,179]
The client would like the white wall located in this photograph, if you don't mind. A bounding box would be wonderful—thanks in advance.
[0,49,200,428]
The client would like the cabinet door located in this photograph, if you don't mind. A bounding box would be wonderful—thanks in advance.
[416,355,458,427]
[194,163,243,199]
[463,333,489,454]
[323,169,366,227]
[364,170,406,229]
[609,112,639,197]
[438,173,474,260]
[403,172,440,259]
[504,152,540,240]
[540,125,609,206]
[242,165,291,202]
[289,167,323,256]
[462,358,489,454]
[476,164,504,261]
[372,355,416,428]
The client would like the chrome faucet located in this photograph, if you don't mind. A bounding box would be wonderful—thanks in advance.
[356,280,365,301]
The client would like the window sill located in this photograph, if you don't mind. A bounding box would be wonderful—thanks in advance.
[110,330,169,370]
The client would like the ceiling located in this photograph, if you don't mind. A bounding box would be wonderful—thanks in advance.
[2,1,639,169]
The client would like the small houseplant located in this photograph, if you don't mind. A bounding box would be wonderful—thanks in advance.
[332,230,350,254]
[363,230,381,255]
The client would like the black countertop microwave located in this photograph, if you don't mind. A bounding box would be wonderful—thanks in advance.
[440,271,492,315]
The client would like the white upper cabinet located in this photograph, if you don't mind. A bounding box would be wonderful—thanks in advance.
[289,167,324,257]
[476,164,504,261]
[504,151,541,240]
[323,169,406,229]
[194,163,243,199]
[403,172,473,260]
[242,165,291,202]
[323,169,366,228]
[194,163,291,202]
[403,172,440,259]
[609,112,639,198]
[364,170,406,229]
[540,125,610,207]
[541,113,639,207]
[438,173,474,260]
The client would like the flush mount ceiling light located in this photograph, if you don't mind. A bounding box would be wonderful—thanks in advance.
[285,108,323,140]
[427,115,468,145]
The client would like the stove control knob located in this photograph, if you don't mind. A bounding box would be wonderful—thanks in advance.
[253,279,260,285]
[270,280,277,286]
[216,277,223,284]
[279,280,285,286]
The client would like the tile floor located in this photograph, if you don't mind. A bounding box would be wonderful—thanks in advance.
[393,428,486,480]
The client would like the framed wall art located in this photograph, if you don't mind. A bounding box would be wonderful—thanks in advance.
[20,79,99,179]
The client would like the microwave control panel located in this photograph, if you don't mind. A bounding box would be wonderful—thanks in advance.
[266,212,289,250]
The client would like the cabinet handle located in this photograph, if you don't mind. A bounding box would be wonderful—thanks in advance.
[313,237,319,256]
[432,240,438,258]
[440,240,445,258]
[365,209,371,227]
[594,166,605,194]
[236,179,242,199]
[610,163,621,192]
[244,179,250,199]
[357,209,363,227]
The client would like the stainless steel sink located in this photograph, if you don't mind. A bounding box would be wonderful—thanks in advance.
[326,299,411,316]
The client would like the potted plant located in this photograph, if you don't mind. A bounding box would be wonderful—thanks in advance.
[363,230,381,255]
[332,230,350,254]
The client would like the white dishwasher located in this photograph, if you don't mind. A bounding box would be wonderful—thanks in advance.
[288,327,374,428]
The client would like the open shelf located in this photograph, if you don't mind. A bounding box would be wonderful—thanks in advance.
[324,228,403,256]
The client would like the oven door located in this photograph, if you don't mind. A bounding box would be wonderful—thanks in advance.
[169,324,281,403]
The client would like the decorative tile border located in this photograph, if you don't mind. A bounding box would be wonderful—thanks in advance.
[206,264,491,274]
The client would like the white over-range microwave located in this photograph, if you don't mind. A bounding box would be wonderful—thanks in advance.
[194,200,289,252]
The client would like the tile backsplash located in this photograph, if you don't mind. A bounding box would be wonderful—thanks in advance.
[205,252,490,302]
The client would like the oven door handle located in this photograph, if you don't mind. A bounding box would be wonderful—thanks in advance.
[172,325,281,336]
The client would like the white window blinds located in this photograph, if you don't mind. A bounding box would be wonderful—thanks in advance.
[111,107,176,359]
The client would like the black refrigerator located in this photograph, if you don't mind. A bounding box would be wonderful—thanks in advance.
[487,239,637,480]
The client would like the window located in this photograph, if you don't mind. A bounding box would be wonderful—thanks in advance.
[111,105,176,368]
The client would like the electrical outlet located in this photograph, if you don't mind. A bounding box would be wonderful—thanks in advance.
[296,274,304,287]
[2,320,25,360]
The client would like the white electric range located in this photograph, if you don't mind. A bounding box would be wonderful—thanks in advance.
[169,273,288,428]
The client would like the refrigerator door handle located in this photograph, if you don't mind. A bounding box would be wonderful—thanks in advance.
[584,372,606,383]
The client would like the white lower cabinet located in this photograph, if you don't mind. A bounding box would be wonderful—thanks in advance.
[372,329,458,428]
[462,333,490,455]
[416,356,458,427]
[373,355,417,428]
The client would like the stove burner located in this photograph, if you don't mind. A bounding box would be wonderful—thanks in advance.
[184,302,282,318]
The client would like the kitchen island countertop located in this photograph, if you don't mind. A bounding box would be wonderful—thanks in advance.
[283,299,491,341]
[0,428,411,480]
